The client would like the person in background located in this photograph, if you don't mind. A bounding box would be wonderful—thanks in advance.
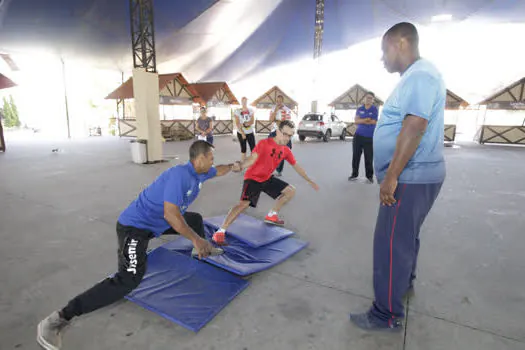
[349,91,378,184]
[268,95,293,176]
[196,106,214,144]
[235,97,256,163]
[349,22,446,332]
[0,108,6,152]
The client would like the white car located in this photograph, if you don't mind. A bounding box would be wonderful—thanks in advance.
[297,113,347,142]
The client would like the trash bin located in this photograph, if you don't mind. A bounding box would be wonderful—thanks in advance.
[130,139,148,164]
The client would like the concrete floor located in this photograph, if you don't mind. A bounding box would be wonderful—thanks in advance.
[1,133,524,350]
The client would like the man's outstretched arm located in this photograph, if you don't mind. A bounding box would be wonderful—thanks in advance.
[292,163,319,190]
[214,164,236,177]
[238,153,259,170]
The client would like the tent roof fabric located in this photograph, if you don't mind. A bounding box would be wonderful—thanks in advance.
[0,73,17,90]
[3,0,525,76]
[446,89,469,109]
[105,73,193,100]
[251,86,297,109]
[479,77,525,110]
[329,84,384,108]
[189,82,239,106]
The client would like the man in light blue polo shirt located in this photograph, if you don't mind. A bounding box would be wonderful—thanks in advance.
[37,140,241,350]
[350,22,446,331]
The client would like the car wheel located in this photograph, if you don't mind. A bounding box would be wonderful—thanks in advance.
[299,135,306,141]
[323,129,331,142]
[340,128,347,140]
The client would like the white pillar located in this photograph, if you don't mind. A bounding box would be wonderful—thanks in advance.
[132,68,162,162]
[310,58,321,113]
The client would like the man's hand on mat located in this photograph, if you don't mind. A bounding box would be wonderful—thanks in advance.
[193,237,213,259]
[380,175,397,206]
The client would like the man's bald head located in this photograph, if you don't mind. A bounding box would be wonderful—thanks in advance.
[381,22,420,74]
[384,22,419,47]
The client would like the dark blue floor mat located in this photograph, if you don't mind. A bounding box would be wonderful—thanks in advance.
[125,247,250,332]
[162,223,309,276]
[205,213,295,248]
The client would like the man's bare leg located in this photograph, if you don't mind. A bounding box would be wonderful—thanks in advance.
[213,201,250,244]
[270,186,296,213]
[265,186,296,225]
[222,201,250,230]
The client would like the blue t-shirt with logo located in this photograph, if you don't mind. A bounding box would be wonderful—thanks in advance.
[118,162,217,236]
[373,58,446,184]
[355,105,378,138]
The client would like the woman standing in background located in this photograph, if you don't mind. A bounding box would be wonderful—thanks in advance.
[195,106,214,144]
[234,97,256,162]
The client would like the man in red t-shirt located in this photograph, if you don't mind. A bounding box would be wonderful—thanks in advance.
[213,120,319,244]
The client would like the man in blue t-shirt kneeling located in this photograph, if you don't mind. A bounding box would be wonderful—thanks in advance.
[37,140,241,350]
[349,91,378,183]
[350,22,446,332]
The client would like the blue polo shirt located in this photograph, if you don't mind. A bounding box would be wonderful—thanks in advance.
[373,58,446,184]
[355,105,378,138]
[118,162,217,236]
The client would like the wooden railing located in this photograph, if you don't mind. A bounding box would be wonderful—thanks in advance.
[479,125,525,145]
[118,119,460,143]
[118,119,234,140]
[444,125,456,142]
[255,120,273,134]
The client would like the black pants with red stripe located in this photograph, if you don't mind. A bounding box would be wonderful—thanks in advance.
[370,182,443,324]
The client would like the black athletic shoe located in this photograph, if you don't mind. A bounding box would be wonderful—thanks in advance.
[349,312,403,332]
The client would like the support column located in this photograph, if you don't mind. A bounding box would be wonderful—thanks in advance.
[311,0,324,113]
[132,68,162,162]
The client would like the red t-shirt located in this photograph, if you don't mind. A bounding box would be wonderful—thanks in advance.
[244,138,296,182]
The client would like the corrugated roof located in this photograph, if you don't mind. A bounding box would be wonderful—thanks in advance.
[105,73,194,100]
[479,77,525,110]
[188,82,239,106]
[329,84,384,108]
[446,89,469,109]
[0,73,17,90]
[251,86,298,109]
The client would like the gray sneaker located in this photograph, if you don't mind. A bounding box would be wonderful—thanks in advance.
[37,311,69,350]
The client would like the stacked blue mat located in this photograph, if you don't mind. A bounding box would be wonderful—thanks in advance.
[125,214,308,332]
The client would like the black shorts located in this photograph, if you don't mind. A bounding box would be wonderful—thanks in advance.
[241,176,289,208]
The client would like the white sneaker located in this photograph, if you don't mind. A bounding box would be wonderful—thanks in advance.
[37,311,69,350]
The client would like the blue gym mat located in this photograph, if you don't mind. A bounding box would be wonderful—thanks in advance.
[205,214,295,248]
[125,247,250,332]
[162,222,309,276]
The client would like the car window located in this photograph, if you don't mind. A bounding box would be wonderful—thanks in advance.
[302,114,322,121]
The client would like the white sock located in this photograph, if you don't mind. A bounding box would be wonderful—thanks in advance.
[268,210,277,217]
[217,228,225,233]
